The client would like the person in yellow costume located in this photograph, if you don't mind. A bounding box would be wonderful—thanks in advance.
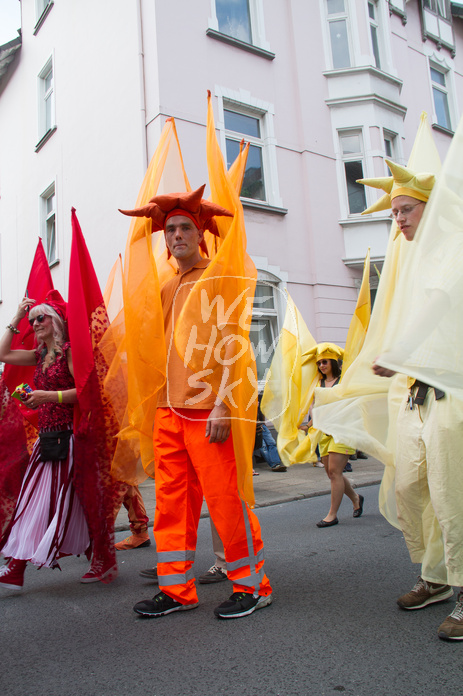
[354,156,463,641]
[307,343,363,528]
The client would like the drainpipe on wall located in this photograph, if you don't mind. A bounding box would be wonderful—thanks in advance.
[136,0,148,171]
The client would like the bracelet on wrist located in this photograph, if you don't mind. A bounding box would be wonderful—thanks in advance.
[6,324,20,334]
[57,391,63,404]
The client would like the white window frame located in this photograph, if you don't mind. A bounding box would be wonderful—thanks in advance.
[40,182,57,265]
[423,0,451,20]
[249,268,286,386]
[215,86,283,209]
[250,281,279,383]
[338,129,367,216]
[208,0,270,51]
[429,58,454,131]
[325,0,352,70]
[368,0,382,69]
[37,56,55,141]
[36,0,51,19]
[383,129,398,172]
[34,1,54,36]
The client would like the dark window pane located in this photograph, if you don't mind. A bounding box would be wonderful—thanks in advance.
[224,109,260,138]
[345,161,367,214]
[431,67,445,86]
[242,144,265,200]
[254,283,275,310]
[216,0,252,43]
[226,139,265,200]
[329,20,350,68]
[370,25,381,68]
[433,87,451,129]
[249,318,276,381]
[225,137,240,170]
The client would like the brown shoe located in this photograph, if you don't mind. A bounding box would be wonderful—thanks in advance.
[115,533,151,550]
[397,576,454,610]
[438,592,463,641]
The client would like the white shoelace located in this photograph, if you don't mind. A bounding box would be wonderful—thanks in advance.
[411,577,427,593]
[448,595,463,621]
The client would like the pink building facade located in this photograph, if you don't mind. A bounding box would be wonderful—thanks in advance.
[0,0,462,381]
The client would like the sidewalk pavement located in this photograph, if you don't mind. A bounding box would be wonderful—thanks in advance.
[115,454,384,532]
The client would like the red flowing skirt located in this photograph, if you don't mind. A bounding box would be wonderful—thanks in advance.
[1,436,89,568]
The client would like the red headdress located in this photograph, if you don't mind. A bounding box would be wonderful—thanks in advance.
[119,184,233,257]
[43,289,67,321]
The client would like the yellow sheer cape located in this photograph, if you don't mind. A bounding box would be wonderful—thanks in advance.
[261,250,371,466]
[312,112,444,527]
[261,294,319,465]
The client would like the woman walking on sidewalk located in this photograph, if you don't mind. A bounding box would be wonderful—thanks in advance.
[312,344,364,528]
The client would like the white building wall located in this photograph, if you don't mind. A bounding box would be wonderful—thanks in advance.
[0,0,146,319]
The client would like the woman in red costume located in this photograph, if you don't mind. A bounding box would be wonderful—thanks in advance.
[0,292,116,589]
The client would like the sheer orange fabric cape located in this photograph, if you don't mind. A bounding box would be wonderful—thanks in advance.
[102,94,258,506]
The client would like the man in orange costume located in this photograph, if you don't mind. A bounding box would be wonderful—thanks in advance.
[128,188,273,619]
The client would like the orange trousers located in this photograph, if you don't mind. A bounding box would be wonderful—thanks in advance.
[153,408,272,605]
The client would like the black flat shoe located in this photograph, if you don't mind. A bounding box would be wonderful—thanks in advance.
[316,517,338,528]
[353,494,364,518]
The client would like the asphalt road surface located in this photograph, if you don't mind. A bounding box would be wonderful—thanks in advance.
[1,484,462,696]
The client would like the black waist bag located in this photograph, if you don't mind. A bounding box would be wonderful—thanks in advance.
[39,430,72,461]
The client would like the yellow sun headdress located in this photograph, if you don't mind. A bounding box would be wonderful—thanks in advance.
[358,160,436,215]
[309,342,344,364]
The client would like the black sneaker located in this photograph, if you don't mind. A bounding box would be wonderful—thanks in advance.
[139,567,158,582]
[133,591,199,618]
[343,462,352,472]
[214,591,272,619]
[198,565,228,584]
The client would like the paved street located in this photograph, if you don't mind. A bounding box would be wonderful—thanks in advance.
[115,454,385,531]
[2,482,462,696]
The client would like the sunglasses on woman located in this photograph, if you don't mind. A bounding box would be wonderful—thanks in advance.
[317,359,329,366]
[29,314,47,326]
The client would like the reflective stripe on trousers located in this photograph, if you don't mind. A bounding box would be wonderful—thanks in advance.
[153,407,272,604]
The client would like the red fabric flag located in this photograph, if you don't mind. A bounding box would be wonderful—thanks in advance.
[67,208,122,575]
[0,239,53,534]
[3,238,53,399]
[68,209,105,410]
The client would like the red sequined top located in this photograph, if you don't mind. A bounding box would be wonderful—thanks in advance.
[34,342,75,431]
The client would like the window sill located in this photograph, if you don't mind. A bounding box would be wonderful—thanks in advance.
[432,123,454,136]
[35,126,57,153]
[206,29,275,60]
[241,199,287,215]
[33,1,54,35]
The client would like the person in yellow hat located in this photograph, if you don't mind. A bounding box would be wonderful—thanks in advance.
[359,159,463,641]
[310,343,364,528]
